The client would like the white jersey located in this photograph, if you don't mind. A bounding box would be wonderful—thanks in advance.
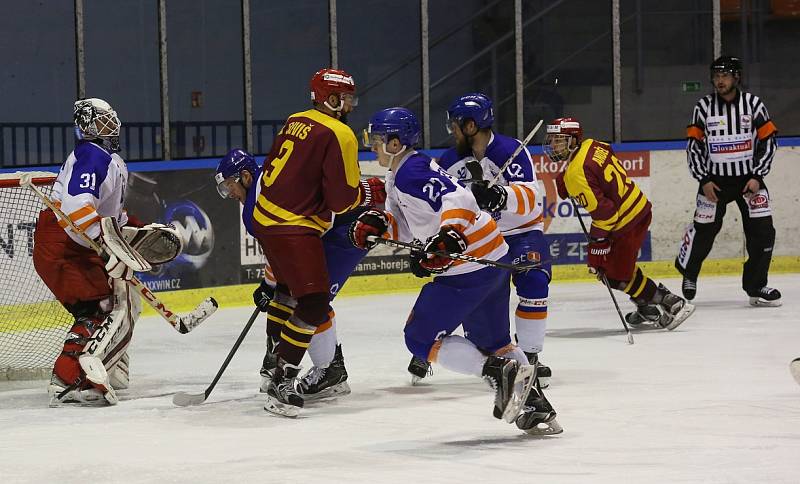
[436,132,544,236]
[383,150,507,277]
[52,140,129,247]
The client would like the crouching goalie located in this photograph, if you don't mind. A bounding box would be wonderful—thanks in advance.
[33,98,183,406]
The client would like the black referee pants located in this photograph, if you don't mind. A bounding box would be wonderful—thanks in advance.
[675,175,775,295]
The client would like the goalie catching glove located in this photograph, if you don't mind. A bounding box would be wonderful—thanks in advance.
[121,222,184,265]
[411,225,468,276]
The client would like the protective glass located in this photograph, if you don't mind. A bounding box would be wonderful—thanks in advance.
[216,175,240,199]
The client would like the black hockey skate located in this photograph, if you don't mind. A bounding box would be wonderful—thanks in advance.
[624,304,669,329]
[482,355,536,423]
[296,344,351,401]
[681,277,697,301]
[515,370,563,436]
[408,355,432,385]
[655,284,695,330]
[523,351,551,389]
[747,287,782,307]
[264,360,304,418]
[259,336,279,393]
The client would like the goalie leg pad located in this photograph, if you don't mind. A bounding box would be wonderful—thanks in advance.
[121,223,184,265]
[50,280,139,406]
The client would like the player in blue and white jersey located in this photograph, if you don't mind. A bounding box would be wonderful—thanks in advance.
[214,149,383,402]
[350,107,560,434]
[34,98,183,406]
[436,93,552,388]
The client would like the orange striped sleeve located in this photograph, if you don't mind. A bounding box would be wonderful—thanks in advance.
[510,185,526,215]
[76,216,101,232]
[520,185,536,207]
[441,208,476,227]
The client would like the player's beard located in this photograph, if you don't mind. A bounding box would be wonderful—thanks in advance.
[715,83,736,98]
[338,112,349,125]
[455,136,471,157]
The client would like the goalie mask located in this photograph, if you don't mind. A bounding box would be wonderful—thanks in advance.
[74,98,122,153]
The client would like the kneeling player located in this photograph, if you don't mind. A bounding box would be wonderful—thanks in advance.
[351,107,561,434]
[34,98,182,406]
[547,117,695,329]
[214,149,383,401]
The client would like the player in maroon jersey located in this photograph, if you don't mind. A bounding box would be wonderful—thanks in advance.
[252,68,374,418]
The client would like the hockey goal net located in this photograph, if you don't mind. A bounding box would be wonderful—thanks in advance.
[0,171,72,380]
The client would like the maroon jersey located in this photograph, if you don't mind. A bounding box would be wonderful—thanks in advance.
[556,139,651,239]
[253,108,363,235]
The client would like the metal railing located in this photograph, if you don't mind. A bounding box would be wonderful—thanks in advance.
[0,120,284,167]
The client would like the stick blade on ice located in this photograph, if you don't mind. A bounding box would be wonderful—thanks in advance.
[172,391,208,407]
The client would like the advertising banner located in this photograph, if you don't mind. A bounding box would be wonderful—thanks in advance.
[125,169,241,292]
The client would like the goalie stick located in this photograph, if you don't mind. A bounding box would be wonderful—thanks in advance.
[367,235,539,272]
[568,199,635,345]
[20,174,217,334]
[173,307,260,406]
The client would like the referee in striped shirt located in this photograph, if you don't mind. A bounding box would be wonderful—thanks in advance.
[675,56,780,307]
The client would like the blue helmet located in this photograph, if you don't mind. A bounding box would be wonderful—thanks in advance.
[363,107,421,148]
[215,148,258,198]
[446,92,494,131]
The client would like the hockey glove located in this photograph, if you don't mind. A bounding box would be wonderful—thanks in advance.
[409,250,432,278]
[349,209,389,249]
[418,225,468,274]
[103,252,134,281]
[359,177,387,207]
[587,237,611,273]
[253,279,275,312]
[471,181,508,212]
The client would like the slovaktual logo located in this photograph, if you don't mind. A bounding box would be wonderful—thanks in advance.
[710,139,751,154]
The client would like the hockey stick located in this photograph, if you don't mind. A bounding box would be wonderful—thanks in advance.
[173,307,260,406]
[487,119,544,187]
[20,175,217,334]
[568,199,634,345]
[367,236,538,272]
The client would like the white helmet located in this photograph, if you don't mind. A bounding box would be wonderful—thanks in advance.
[73,98,121,152]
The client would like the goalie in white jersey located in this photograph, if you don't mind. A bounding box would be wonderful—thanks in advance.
[350,107,560,434]
[33,98,183,406]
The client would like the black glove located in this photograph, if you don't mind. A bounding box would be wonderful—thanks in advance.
[418,225,468,274]
[409,250,432,278]
[349,209,389,249]
[470,180,508,212]
[253,279,275,312]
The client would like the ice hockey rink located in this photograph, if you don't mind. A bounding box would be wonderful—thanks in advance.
[1,274,798,484]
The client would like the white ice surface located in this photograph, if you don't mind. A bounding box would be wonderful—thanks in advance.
[2,274,799,484]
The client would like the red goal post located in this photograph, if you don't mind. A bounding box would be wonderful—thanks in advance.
[0,171,73,380]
